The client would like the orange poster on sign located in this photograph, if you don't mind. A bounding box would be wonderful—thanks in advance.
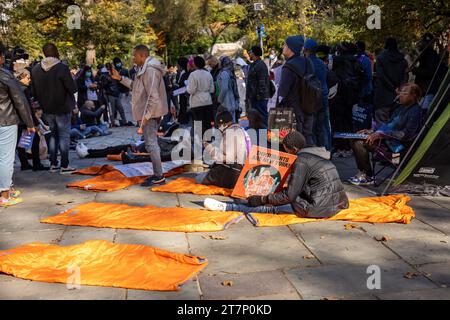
[231,146,297,199]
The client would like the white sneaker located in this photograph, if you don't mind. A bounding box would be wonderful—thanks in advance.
[60,166,77,175]
[204,198,227,212]
[49,165,60,173]
[76,143,89,159]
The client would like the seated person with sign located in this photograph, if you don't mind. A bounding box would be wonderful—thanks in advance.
[204,131,349,218]
[349,83,422,186]
[196,111,251,189]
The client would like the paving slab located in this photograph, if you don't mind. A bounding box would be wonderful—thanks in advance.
[382,237,450,265]
[417,261,450,286]
[361,219,447,240]
[187,222,318,274]
[177,194,231,209]
[58,226,115,246]
[0,277,126,300]
[284,260,437,300]
[0,229,64,250]
[289,221,399,265]
[96,187,179,207]
[127,279,200,300]
[115,229,189,254]
[376,287,450,300]
[198,270,300,300]
[408,197,450,235]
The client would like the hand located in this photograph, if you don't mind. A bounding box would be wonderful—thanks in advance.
[247,195,265,207]
[366,132,382,145]
[90,83,98,89]
[100,105,106,110]
[141,117,149,127]
[203,141,210,149]
[80,124,87,131]
[110,68,121,81]
[27,127,36,134]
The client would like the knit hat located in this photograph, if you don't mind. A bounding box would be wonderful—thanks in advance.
[283,131,306,151]
[285,35,305,56]
[304,38,318,52]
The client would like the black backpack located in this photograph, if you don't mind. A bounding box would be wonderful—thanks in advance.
[283,58,323,113]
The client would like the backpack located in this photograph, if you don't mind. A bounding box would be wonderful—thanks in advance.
[287,58,323,113]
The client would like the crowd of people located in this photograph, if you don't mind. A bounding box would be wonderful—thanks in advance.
[0,31,448,220]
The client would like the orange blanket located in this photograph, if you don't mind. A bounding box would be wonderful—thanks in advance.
[68,165,187,192]
[0,240,207,291]
[152,177,233,197]
[41,202,244,232]
[251,195,415,227]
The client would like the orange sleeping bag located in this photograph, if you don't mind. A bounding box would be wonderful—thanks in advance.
[152,177,233,197]
[41,202,244,232]
[68,165,187,192]
[251,195,415,227]
[0,240,207,291]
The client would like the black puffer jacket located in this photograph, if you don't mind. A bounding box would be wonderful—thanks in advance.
[0,68,34,128]
[266,147,349,218]
[245,59,270,101]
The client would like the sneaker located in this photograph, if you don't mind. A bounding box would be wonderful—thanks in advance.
[204,198,227,212]
[49,165,60,173]
[141,176,166,187]
[60,166,77,175]
[1,197,23,207]
[76,143,89,159]
[341,150,354,158]
[348,172,374,186]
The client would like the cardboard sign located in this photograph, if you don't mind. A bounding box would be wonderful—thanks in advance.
[231,146,297,199]
[268,108,295,143]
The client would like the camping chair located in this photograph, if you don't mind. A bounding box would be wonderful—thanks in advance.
[370,133,417,187]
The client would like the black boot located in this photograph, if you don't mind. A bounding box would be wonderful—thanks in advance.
[121,151,151,164]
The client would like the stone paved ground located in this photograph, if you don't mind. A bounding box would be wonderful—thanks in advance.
[1,127,449,300]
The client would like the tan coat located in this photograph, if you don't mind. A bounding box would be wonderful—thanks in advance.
[121,57,168,121]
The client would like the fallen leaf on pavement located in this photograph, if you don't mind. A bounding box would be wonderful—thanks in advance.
[375,235,392,242]
[222,280,233,287]
[202,235,227,240]
[403,272,420,279]
[322,296,339,300]
[440,240,448,243]
[320,236,326,239]
[56,201,74,206]
[344,223,361,230]
[303,254,315,260]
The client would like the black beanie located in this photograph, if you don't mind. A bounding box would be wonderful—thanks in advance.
[216,110,233,126]
[283,131,306,150]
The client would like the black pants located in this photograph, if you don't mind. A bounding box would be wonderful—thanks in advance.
[330,95,353,151]
[189,105,214,139]
[203,163,243,189]
[87,144,131,158]
[351,140,376,176]
[17,126,41,168]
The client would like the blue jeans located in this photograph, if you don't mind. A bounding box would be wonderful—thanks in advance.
[250,99,269,129]
[314,105,332,151]
[0,125,18,192]
[44,113,71,168]
[226,202,294,214]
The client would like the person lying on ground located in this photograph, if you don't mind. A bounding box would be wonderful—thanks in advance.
[76,138,188,164]
[195,111,251,189]
[204,131,349,218]
[349,83,423,186]
[158,104,179,137]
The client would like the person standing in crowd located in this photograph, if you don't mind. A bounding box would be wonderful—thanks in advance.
[31,43,77,174]
[1,47,35,206]
[111,45,168,186]
[355,41,374,131]
[104,62,129,127]
[277,35,316,146]
[217,56,240,122]
[113,57,133,126]
[164,64,179,111]
[176,57,190,125]
[204,131,348,218]
[412,33,448,110]
[304,38,330,150]
[373,38,408,119]
[330,42,364,158]
[207,56,221,118]
[186,56,216,135]
[246,46,271,128]
[76,66,99,110]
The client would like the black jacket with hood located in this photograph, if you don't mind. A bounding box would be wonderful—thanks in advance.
[31,57,77,115]
[266,147,349,218]
[374,49,407,109]
[246,58,270,101]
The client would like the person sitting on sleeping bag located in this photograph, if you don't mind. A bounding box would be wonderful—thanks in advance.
[203,131,349,218]
[196,110,251,189]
